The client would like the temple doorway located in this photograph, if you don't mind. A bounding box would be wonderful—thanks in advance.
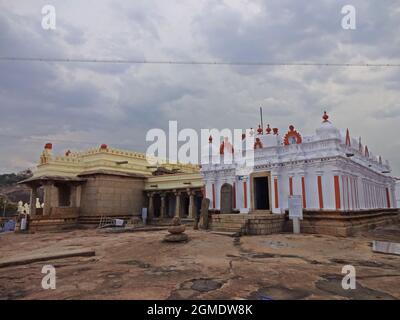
[153,194,161,217]
[253,176,270,210]
[220,183,233,214]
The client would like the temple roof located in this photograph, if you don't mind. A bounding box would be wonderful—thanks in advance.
[77,169,147,179]
[18,175,86,185]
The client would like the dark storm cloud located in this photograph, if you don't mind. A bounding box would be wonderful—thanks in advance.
[0,0,399,175]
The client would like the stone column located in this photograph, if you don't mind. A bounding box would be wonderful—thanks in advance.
[29,185,38,216]
[70,184,77,207]
[148,193,154,220]
[188,190,195,219]
[174,191,181,217]
[160,193,166,219]
[76,185,82,207]
[43,182,53,216]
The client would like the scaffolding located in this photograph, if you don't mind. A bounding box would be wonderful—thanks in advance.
[98,216,124,229]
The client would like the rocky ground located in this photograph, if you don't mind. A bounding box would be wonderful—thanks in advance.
[0,224,399,300]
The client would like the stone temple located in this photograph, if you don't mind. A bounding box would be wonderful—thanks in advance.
[20,112,399,236]
[21,143,204,230]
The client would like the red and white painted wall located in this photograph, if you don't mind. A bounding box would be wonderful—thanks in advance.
[201,112,397,213]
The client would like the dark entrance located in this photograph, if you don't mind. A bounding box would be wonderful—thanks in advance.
[57,184,71,207]
[254,177,270,210]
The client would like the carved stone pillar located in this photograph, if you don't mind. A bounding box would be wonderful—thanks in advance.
[160,193,166,219]
[148,193,154,220]
[70,184,77,207]
[174,191,181,217]
[43,182,54,216]
[188,190,195,219]
[29,185,38,216]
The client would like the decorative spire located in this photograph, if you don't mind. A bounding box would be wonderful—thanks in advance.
[358,137,363,153]
[254,137,263,149]
[44,143,53,150]
[345,128,351,147]
[219,137,234,155]
[257,125,263,135]
[273,128,279,135]
[365,145,369,158]
[322,111,329,123]
[208,135,213,143]
[266,124,271,134]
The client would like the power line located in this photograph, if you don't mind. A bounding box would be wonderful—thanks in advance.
[0,133,146,149]
[1,56,400,67]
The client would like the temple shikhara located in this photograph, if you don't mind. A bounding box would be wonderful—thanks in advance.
[20,112,399,236]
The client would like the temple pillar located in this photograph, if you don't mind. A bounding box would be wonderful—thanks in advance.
[43,182,54,216]
[174,191,181,217]
[70,184,77,207]
[148,193,154,220]
[188,190,195,219]
[160,193,166,219]
[29,185,38,216]
[76,185,82,207]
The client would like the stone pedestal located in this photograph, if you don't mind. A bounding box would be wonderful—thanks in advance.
[163,217,188,242]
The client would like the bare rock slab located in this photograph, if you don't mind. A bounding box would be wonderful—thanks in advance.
[0,248,96,268]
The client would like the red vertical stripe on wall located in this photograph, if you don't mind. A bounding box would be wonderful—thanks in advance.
[346,176,350,210]
[386,188,391,208]
[342,176,346,209]
[301,176,306,209]
[274,178,279,209]
[334,176,341,210]
[243,181,247,208]
[317,176,324,209]
[212,184,216,209]
[233,182,236,208]
[289,177,293,196]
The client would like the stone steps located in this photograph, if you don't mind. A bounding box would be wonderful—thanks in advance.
[210,214,249,235]
[211,222,245,228]
[210,231,238,237]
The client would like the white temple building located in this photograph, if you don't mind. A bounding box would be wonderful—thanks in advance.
[201,112,397,215]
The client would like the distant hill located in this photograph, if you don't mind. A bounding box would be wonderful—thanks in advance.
[0,169,33,187]
[0,169,40,207]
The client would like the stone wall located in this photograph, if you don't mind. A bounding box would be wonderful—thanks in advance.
[285,209,400,237]
[50,207,78,216]
[245,214,286,235]
[28,211,79,232]
[211,209,399,237]
[210,213,286,235]
[79,174,145,219]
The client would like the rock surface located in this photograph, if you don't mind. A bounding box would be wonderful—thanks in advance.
[0,224,400,299]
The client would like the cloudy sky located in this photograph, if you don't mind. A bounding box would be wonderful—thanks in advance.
[0,0,399,175]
